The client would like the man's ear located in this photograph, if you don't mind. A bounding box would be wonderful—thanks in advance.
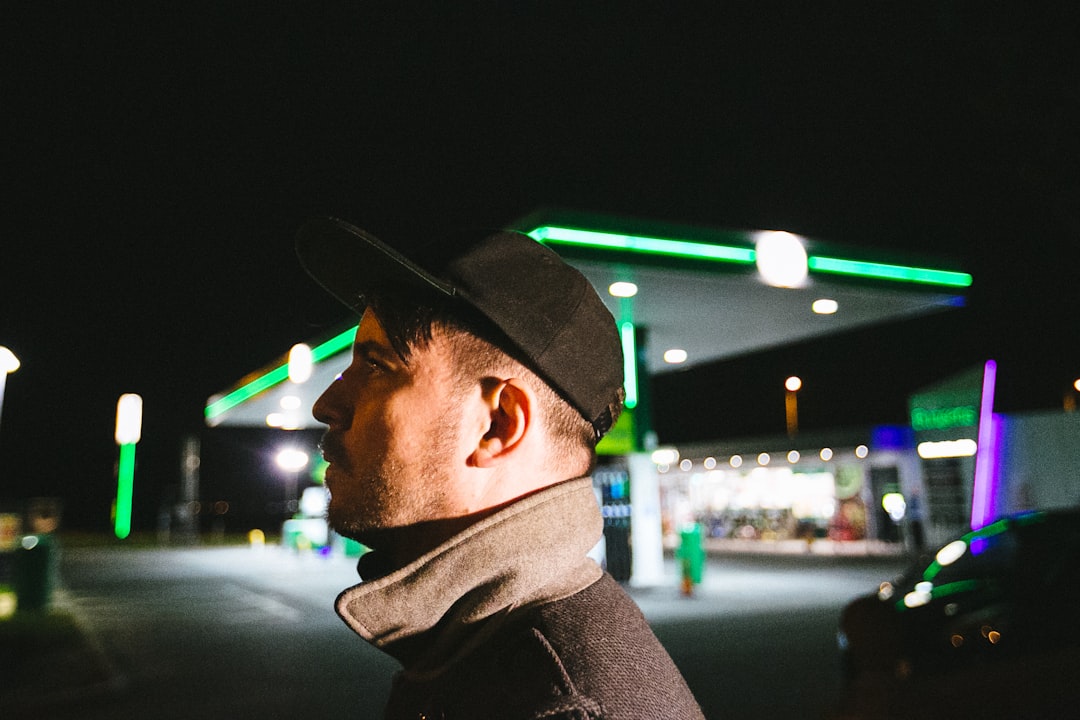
[472,378,532,468]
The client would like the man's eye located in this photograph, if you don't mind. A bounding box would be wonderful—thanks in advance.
[364,356,387,373]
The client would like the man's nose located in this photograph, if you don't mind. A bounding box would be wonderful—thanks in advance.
[312,382,340,425]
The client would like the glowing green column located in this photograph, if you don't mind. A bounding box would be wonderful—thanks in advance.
[115,443,136,539]
[114,393,143,540]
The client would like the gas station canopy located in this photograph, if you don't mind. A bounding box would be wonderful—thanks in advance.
[205,211,970,430]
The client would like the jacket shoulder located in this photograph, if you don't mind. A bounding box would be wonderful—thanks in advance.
[530,574,705,719]
[386,575,705,720]
[387,620,604,719]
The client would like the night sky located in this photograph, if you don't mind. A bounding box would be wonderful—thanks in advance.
[3,2,1078,531]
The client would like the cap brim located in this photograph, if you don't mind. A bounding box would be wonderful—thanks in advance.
[296,217,455,315]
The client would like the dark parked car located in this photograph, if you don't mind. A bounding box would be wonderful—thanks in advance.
[834,507,1080,719]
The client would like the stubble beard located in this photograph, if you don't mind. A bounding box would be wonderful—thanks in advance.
[326,406,461,544]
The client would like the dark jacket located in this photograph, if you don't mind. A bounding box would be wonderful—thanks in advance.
[384,573,705,719]
[336,478,705,720]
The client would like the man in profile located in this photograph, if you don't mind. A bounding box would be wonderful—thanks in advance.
[297,216,705,719]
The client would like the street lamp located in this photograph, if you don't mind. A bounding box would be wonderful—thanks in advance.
[1065,377,1080,413]
[0,346,20,432]
[114,393,143,539]
[275,447,309,517]
[785,375,802,437]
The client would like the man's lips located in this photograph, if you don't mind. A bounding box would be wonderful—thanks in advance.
[319,432,343,465]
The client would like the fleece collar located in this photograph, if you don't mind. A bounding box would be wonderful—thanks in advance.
[335,477,603,671]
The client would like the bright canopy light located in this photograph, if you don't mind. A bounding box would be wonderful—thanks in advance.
[755,231,808,288]
[785,376,802,392]
[663,348,688,364]
[918,439,977,459]
[608,281,638,298]
[812,298,838,315]
[288,343,314,384]
[266,412,303,429]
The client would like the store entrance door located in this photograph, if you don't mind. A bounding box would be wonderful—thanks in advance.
[869,466,901,542]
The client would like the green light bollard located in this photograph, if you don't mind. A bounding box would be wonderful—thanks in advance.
[676,523,704,596]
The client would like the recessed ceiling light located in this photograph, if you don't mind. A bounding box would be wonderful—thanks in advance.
[812,298,839,314]
[608,281,638,298]
[663,348,688,364]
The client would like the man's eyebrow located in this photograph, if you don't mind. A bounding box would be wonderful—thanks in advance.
[354,339,405,363]
[356,341,399,358]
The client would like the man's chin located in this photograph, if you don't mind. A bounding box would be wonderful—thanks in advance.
[327,506,384,546]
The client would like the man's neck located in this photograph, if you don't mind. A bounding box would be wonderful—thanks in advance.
[356,505,510,578]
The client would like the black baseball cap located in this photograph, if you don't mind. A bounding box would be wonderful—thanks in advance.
[295,216,625,439]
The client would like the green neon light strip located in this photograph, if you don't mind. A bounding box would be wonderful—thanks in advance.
[205,325,357,420]
[808,256,972,288]
[620,322,639,409]
[529,226,756,264]
[115,442,136,540]
[529,225,972,288]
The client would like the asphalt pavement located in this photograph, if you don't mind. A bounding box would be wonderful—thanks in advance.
[1,537,908,719]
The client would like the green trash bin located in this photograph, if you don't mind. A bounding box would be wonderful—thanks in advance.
[14,534,57,612]
[676,523,705,591]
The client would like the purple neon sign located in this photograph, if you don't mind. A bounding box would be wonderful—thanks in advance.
[970,359,1000,529]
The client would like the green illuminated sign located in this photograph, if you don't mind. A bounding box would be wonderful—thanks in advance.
[911,405,978,431]
[597,408,635,456]
[205,325,356,421]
